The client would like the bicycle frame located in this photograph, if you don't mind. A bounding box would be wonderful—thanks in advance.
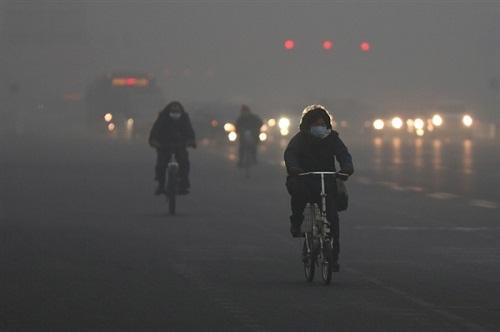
[166,153,179,194]
[165,145,181,179]
[299,172,346,261]
[165,154,179,214]
[167,154,179,173]
[298,171,348,284]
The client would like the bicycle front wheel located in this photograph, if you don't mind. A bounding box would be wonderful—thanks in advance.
[166,170,177,215]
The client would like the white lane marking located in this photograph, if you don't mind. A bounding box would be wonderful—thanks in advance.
[355,226,500,232]
[390,184,406,191]
[375,180,415,192]
[357,177,426,193]
[345,267,492,332]
[406,186,425,192]
[426,192,458,200]
[469,200,498,209]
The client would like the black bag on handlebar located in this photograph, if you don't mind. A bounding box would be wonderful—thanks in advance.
[336,179,349,212]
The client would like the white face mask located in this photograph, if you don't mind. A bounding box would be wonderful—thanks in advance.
[310,125,330,138]
[169,112,181,120]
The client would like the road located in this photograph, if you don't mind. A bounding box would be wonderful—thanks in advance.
[1,132,499,331]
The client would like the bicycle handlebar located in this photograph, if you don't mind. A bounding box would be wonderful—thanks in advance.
[298,171,349,177]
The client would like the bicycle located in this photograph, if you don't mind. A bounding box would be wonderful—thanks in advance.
[299,171,347,285]
[239,130,257,178]
[165,153,179,215]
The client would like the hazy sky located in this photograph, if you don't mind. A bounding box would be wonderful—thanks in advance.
[2,1,500,114]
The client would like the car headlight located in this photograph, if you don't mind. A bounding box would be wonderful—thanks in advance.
[373,119,384,130]
[228,131,238,141]
[278,117,290,130]
[414,118,425,130]
[431,114,443,127]
[391,117,403,129]
[224,123,236,132]
[462,115,473,127]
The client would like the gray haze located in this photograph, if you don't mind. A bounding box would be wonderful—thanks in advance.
[1,1,500,117]
[3,3,500,331]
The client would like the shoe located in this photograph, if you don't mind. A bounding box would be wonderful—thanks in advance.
[155,186,165,195]
[290,224,303,238]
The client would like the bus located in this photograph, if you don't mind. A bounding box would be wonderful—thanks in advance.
[85,72,164,137]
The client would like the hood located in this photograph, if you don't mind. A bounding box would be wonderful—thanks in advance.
[162,101,185,114]
[299,104,333,132]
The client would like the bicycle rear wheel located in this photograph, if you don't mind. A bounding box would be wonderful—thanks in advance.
[241,149,251,178]
[303,237,315,282]
[321,241,333,285]
[168,191,176,215]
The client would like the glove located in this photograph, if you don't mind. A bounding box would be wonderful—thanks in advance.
[337,171,350,181]
[187,140,197,149]
[288,166,305,176]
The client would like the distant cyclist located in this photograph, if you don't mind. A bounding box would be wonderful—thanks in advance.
[235,105,263,167]
[284,105,354,271]
[149,101,196,195]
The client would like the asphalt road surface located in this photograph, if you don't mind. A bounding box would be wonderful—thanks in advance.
[1,132,499,332]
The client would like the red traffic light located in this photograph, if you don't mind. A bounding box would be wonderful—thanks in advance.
[322,40,333,50]
[283,39,295,50]
[360,41,371,52]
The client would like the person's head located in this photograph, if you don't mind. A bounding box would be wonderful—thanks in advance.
[299,104,333,132]
[240,104,251,115]
[164,101,184,120]
[311,116,327,127]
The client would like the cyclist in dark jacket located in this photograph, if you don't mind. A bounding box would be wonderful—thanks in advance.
[235,105,263,167]
[149,101,196,195]
[284,105,354,271]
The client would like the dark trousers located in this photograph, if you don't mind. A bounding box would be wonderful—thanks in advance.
[286,176,340,260]
[155,148,190,188]
[238,139,258,165]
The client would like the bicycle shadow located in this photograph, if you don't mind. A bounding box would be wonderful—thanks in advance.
[136,211,193,221]
[258,274,364,291]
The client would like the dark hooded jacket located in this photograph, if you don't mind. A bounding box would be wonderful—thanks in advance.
[284,107,354,177]
[235,112,263,138]
[149,101,195,148]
